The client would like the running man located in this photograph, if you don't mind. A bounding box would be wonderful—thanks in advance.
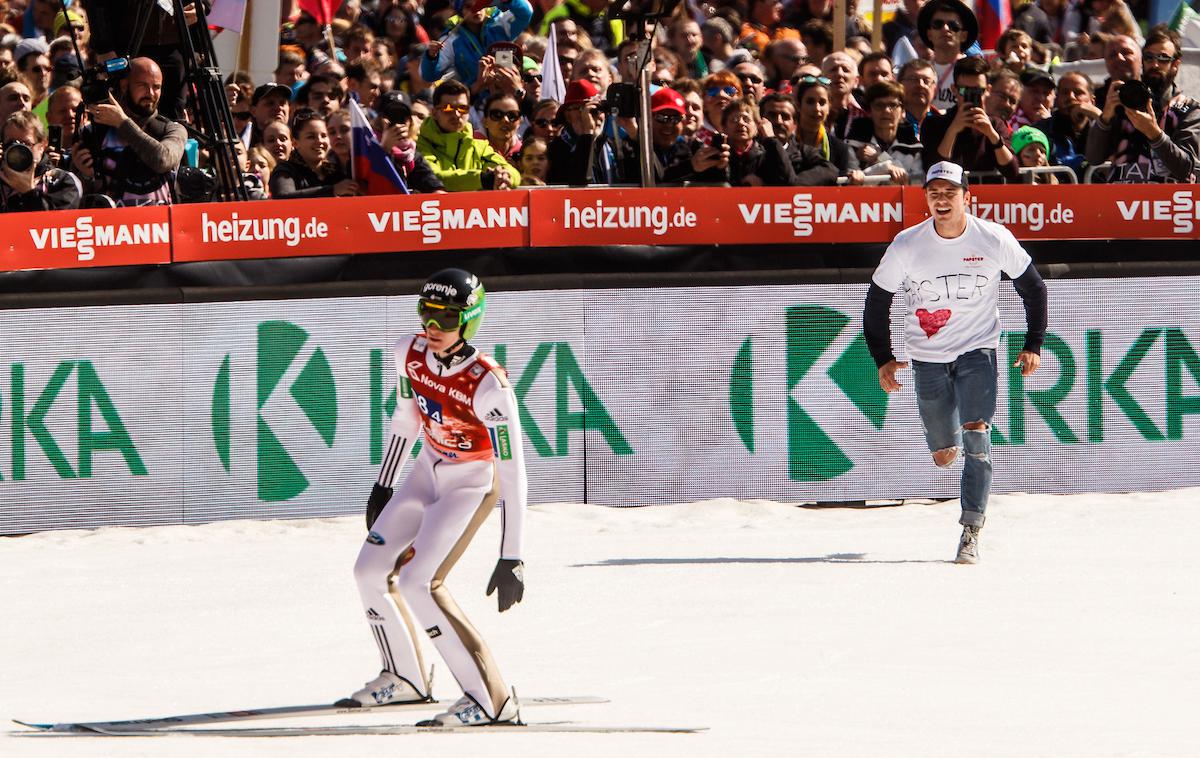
[863,161,1048,563]
[342,268,527,726]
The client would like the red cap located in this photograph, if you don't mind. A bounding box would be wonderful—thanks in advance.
[563,79,601,106]
[650,87,686,115]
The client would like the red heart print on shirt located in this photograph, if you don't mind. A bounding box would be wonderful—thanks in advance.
[915,308,952,338]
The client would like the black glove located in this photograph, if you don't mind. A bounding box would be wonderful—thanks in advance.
[365,483,393,530]
[486,558,524,612]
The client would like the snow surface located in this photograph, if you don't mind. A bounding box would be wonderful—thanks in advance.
[3,491,1198,757]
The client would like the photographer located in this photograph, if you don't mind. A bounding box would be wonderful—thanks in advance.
[70,57,186,205]
[920,56,1018,182]
[546,79,636,186]
[1086,27,1200,184]
[421,0,532,89]
[1,110,82,212]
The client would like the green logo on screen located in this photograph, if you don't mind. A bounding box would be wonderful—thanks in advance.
[211,321,338,501]
[729,305,889,481]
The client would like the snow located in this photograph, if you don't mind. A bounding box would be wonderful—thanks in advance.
[3,491,1198,757]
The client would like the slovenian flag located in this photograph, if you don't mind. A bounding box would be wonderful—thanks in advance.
[349,98,409,196]
[976,0,1011,52]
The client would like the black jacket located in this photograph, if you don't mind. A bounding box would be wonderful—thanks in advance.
[269,155,349,199]
[547,127,638,186]
[1,159,82,213]
[920,106,1019,181]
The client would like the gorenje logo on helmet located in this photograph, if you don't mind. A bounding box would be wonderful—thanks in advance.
[211,321,338,501]
[422,282,459,298]
[730,305,889,481]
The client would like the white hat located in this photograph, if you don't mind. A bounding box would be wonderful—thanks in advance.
[924,161,968,188]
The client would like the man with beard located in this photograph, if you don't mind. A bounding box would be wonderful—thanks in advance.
[1087,27,1200,183]
[1034,71,1099,180]
[70,57,186,205]
[984,70,1021,127]
[759,92,838,185]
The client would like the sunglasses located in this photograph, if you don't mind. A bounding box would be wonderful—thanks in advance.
[794,75,831,86]
[488,109,521,122]
[533,117,557,128]
[705,85,739,97]
[737,73,764,84]
[653,112,682,124]
[523,72,542,82]
[651,77,673,86]
[1143,51,1177,64]
[438,103,470,115]
[417,300,464,331]
[570,105,601,117]
[929,18,963,32]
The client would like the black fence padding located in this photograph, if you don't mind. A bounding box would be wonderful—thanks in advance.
[3,239,1200,310]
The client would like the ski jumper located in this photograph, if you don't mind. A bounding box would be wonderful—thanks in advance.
[353,334,527,719]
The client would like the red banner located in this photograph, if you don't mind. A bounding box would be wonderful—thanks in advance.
[903,184,1200,240]
[171,193,530,262]
[529,186,904,247]
[0,206,171,272]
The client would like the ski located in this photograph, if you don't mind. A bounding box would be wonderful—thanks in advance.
[78,720,706,737]
[15,695,607,733]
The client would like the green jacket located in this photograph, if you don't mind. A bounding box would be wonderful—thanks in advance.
[416,118,521,191]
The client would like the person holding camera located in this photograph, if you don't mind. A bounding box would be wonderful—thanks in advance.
[920,56,1018,182]
[417,79,520,191]
[1,110,83,212]
[70,57,186,205]
[546,79,636,186]
[1086,26,1200,184]
[421,0,532,89]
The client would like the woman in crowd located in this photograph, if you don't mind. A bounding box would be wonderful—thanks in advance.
[269,110,364,199]
[794,75,864,184]
[517,136,550,185]
[698,70,742,143]
[480,92,523,165]
[328,109,353,171]
[522,98,561,143]
[262,121,292,163]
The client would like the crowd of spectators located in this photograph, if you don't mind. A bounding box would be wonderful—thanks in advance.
[0,0,1197,210]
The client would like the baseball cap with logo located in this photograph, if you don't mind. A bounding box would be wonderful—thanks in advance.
[924,161,968,188]
[650,87,686,115]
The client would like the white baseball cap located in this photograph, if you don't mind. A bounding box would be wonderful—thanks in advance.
[924,161,968,188]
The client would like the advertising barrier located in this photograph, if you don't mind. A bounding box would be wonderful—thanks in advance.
[171,193,529,261]
[3,279,1200,534]
[0,206,171,272]
[5,185,1200,272]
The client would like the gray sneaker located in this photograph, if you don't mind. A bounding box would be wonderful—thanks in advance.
[955,526,981,564]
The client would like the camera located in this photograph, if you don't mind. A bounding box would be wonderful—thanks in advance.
[959,86,984,108]
[3,140,34,172]
[81,57,130,106]
[601,83,639,118]
[1118,80,1151,111]
[711,133,726,150]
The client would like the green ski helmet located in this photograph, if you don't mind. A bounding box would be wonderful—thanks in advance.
[417,268,487,340]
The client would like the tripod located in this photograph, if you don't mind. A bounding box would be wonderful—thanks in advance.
[158,0,247,201]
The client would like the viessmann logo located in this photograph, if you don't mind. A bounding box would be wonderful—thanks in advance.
[1116,191,1200,234]
[737,194,902,237]
[368,200,528,244]
[730,305,889,481]
[211,321,337,501]
[29,216,169,261]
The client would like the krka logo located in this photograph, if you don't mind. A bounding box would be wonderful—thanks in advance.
[730,305,889,482]
[211,321,337,501]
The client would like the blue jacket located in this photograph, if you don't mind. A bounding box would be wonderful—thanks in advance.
[420,0,532,88]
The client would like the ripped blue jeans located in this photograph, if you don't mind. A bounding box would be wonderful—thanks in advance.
[911,348,998,527]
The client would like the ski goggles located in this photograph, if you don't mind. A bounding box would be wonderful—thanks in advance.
[418,300,466,330]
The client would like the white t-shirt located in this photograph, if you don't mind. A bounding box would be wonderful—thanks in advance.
[872,215,1032,363]
[931,60,958,113]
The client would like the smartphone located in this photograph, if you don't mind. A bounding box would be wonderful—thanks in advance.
[48,124,63,152]
[960,86,984,108]
[494,49,515,70]
[711,133,726,150]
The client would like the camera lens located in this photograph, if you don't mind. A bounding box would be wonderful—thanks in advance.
[1118,80,1150,110]
[4,142,34,172]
